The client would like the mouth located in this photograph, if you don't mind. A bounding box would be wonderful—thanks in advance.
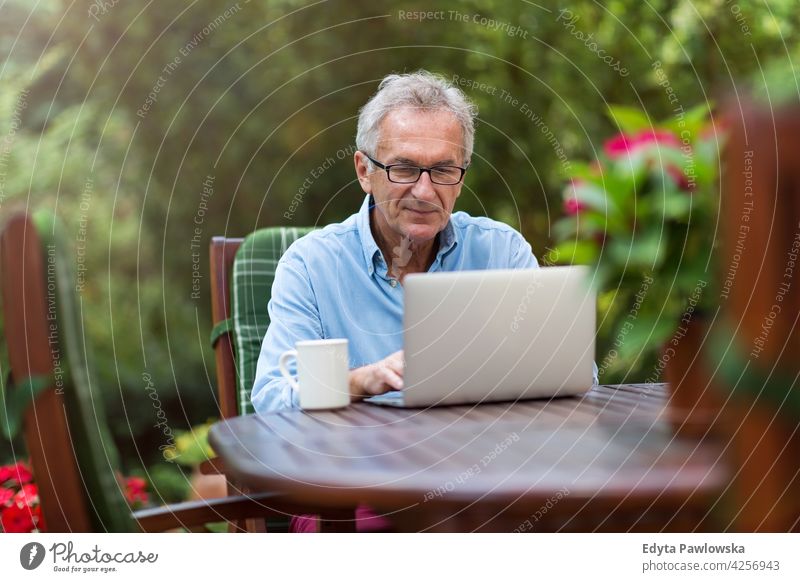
[403,207,438,216]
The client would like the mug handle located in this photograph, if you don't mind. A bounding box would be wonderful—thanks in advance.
[278,349,300,391]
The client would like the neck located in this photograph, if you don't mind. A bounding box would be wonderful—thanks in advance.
[370,208,438,281]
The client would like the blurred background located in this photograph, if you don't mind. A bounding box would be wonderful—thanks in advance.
[1,0,798,503]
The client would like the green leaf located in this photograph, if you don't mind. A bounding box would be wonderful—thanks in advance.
[553,213,609,242]
[593,167,635,208]
[563,161,600,182]
[0,375,52,441]
[571,181,618,214]
[663,103,712,141]
[611,150,649,196]
[617,313,678,362]
[552,216,579,241]
[609,230,665,270]
[658,190,693,220]
[683,103,713,134]
[171,423,216,467]
[691,137,722,183]
[551,240,600,265]
[607,105,653,133]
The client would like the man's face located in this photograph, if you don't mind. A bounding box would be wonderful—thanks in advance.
[356,107,466,243]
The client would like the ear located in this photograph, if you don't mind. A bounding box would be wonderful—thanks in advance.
[354,151,372,194]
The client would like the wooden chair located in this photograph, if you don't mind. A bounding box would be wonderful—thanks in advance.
[702,102,800,531]
[0,211,312,532]
[209,227,315,419]
[208,227,360,532]
[209,236,243,420]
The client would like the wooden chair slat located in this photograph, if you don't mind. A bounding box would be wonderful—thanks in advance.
[0,214,92,532]
[209,237,242,420]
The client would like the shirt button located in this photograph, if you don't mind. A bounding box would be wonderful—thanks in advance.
[389,279,398,287]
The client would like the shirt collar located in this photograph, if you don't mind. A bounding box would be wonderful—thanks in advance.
[356,195,383,276]
[435,215,458,263]
[356,194,459,276]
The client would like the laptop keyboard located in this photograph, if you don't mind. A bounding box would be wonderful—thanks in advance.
[365,391,404,405]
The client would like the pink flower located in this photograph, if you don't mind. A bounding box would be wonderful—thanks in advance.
[604,129,680,159]
[563,179,589,215]
[564,197,587,215]
[0,462,47,532]
[10,462,33,485]
[125,476,146,493]
[605,129,695,192]
[14,483,39,508]
[0,461,34,486]
[124,477,149,509]
[666,165,693,191]
[0,487,14,507]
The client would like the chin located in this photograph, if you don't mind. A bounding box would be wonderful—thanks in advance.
[402,223,441,243]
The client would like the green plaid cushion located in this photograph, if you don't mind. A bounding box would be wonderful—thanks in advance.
[232,227,315,415]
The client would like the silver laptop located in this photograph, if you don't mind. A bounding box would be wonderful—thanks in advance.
[366,266,596,408]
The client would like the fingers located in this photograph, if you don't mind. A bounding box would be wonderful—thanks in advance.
[384,350,405,376]
[378,366,404,392]
[362,362,404,395]
[356,351,406,397]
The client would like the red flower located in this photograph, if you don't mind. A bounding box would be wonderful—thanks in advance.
[666,165,693,191]
[1,462,33,486]
[14,484,39,508]
[0,461,46,532]
[604,129,695,192]
[126,477,146,493]
[11,462,33,485]
[563,179,589,215]
[604,129,680,159]
[0,487,14,507]
[564,197,587,215]
[124,477,149,509]
[1,503,35,533]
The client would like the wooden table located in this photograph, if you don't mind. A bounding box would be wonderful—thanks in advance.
[209,384,728,532]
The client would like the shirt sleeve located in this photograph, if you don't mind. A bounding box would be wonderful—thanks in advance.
[251,252,323,414]
[510,233,540,269]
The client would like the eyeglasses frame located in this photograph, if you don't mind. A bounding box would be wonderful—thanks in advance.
[361,152,467,185]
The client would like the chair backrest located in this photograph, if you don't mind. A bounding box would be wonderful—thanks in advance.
[210,227,314,417]
[706,102,800,531]
[0,211,135,532]
[209,237,243,419]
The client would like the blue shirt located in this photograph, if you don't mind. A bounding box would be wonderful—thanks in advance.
[252,195,542,414]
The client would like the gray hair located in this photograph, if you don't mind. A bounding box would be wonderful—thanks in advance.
[356,70,478,165]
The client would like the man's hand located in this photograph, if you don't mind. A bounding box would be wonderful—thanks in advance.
[349,350,404,400]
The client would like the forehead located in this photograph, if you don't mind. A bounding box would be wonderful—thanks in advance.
[376,107,463,162]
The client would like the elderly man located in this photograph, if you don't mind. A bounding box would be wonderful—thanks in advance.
[252,71,540,414]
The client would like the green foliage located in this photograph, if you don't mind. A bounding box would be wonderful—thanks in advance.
[552,106,722,382]
[165,422,216,468]
[145,463,191,505]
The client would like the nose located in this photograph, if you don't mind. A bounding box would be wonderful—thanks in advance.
[409,170,438,205]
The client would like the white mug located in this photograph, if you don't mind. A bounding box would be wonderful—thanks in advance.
[278,339,350,410]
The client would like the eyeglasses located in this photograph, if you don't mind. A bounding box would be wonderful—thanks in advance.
[362,153,466,185]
